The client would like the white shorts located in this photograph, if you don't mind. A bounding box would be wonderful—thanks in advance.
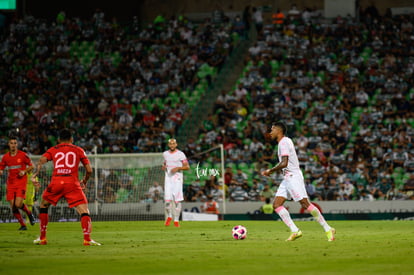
[164,172,184,202]
[275,173,308,201]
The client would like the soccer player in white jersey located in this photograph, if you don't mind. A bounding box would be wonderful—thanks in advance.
[262,121,336,241]
[162,138,190,227]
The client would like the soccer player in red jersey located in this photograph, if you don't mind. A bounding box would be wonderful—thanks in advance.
[0,136,35,230]
[31,128,101,246]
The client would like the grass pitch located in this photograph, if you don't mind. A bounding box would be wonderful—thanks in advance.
[0,220,413,274]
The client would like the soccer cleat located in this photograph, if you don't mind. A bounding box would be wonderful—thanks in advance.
[286,230,302,241]
[18,226,27,231]
[33,237,47,245]
[326,228,336,242]
[28,213,36,226]
[164,217,172,226]
[174,221,180,228]
[83,240,102,246]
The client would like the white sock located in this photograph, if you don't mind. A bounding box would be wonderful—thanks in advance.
[275,206,299,232]
[307,204,331,232]
[174,202,182,222]
[165,201,172,218]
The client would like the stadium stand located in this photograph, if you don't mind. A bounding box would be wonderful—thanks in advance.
[0,4,413,203]
[0,10,233,155]
[189,6,414,201]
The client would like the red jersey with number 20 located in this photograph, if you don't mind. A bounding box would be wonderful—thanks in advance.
[43,143,90,184]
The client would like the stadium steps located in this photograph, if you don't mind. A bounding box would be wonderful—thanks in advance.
[176,33,254,145]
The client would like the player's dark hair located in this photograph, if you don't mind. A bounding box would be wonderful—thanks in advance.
[272,121,287,135]
[59,128,73,141]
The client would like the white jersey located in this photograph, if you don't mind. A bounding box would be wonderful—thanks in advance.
[163,149,188,202]
[278,136,302,177]
[163,149,187,176]
[276,136,307,201]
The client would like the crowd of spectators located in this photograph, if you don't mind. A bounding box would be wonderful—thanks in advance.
[0,9,234,155]
[188,5,414,202]
[0,9,238,204]
[1,5,414,204]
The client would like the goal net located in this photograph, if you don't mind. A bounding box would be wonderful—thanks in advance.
[0,153,165,222]
[86,153,165,221]
[0,147,226,223]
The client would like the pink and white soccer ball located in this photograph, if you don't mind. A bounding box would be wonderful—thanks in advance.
[232,225,247,240]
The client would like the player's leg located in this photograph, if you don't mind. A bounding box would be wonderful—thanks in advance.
[173,200,182,227]
[172,179,184,227]
[300,199,335,241]
[75,204,92,241]
[24,182,36,225]
[8,191,27,230]
[74,203,101,246]
[69,186,100,246]
[164,200,173,226]
[274,196,301,241]
[274,180,301,236]
[300,198,331,231]
[34,200,50,245]
[164,178,173,226]
[16,192,36,226]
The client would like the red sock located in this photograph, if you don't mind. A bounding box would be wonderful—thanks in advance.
[39,213,48,240]
[21,204,32,216]
[13,210,25,226]
[81,215,92,242]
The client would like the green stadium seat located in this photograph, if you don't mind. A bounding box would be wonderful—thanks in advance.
[116,188,131,203]
[180,90,189,100]
[238,162,251,174]
[226,162,238,171]
[243,138,251,145]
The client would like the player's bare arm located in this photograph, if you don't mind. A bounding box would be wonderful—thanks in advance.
[19,165,34,177]
[31,156,48,186]
[170,161,190,173]
[80,163,92,189]
[262,156,288,176]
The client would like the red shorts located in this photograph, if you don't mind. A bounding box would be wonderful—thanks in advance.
[42,179,88,208]
[6,183,27,201]
[6,177,27,201]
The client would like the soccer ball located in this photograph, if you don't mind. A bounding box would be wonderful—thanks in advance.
[232,225,247,240]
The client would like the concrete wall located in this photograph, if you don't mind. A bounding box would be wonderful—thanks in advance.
[88,200,414,215]
[184,200,414,214]
[2,201,413,222]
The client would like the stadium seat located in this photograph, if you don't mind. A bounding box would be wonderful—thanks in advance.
[111,51,122,66]
[231,32,240,45]
[238,162,252,177]
[180,89,189,100]
[115,188,131,203]
[408,118,414,128]
[153,97,164,109]
[243,138,251,145]
[168,91,180,105]
[226,162,238,171]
